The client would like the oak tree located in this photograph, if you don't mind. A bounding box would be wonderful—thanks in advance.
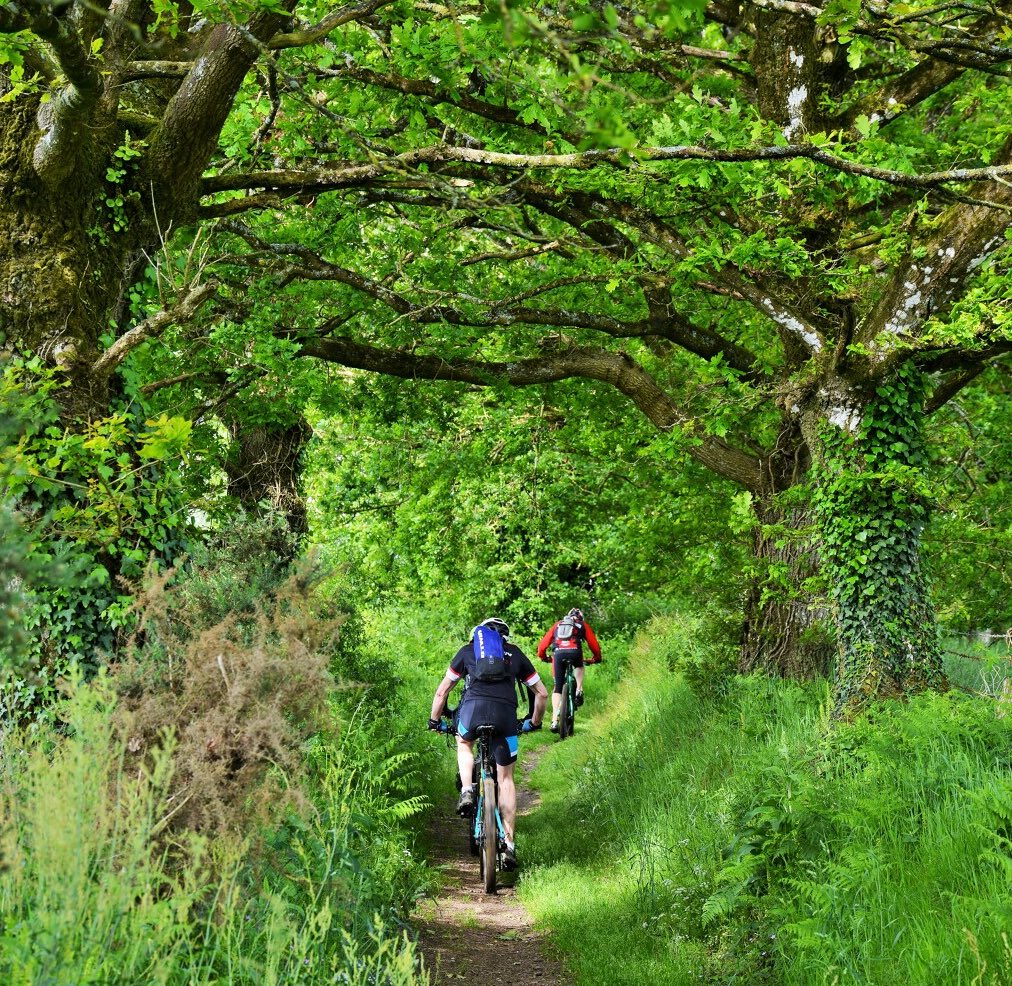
[4,0,1011,710]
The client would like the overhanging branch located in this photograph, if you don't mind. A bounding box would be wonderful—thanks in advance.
[92,281,219,379]
[199,141,1012,198]
[268,0,399,49]
[301,334,766,490]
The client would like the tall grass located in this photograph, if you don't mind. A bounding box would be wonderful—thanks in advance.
[0,678,428,985]
[941,634,1012,697]
[517,614,1012,985]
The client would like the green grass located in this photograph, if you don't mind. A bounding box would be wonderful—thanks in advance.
[941,635,1012,696]
[511,615,1012,986]
[0,677,429,985]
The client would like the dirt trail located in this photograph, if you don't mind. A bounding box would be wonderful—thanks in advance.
[414,748,568,986]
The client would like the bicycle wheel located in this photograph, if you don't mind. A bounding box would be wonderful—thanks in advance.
[559,679,572,740]
[480,777,497,894]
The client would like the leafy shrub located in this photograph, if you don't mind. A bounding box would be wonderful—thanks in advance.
[1,357,194,718]
[0,371,45,677]
[164,509,305,632]
[646,611,738,699]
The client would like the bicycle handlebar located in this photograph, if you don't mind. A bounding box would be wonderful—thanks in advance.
[427,719,540,736]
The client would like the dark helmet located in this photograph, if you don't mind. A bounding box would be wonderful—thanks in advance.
[567,608,584,621]
[480,617,510,639]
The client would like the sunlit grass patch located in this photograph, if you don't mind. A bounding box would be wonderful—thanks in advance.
[512,614,1012,985]
[523,859,709,985]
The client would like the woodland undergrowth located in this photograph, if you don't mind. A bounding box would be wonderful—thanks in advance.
[0,541,432,985]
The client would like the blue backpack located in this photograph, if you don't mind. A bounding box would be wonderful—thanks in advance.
[471,625,508,682]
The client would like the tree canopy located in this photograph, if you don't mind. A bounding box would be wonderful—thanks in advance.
[3,0,1011,710]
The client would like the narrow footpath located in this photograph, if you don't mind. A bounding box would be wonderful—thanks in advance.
[414,748,568,986]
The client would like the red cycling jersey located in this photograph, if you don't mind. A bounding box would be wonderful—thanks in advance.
[537,619,602,663]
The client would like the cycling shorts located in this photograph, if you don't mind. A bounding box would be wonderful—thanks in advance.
[456,698,520,766]
[552,651,583,694]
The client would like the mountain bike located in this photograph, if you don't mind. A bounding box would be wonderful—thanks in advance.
[471,724,507,893]
[557,654,578,740]
[432,720,508,894]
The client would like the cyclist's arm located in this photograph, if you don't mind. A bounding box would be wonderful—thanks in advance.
[519,662,548,728]
[430,669,460,723]
[536,625,556,661]
[584,623,603,663]
[518,668,550,728]
[530,677,548,727]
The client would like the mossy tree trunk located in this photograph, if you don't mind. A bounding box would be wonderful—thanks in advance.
[0,98,130,419]
[1,2,294,415]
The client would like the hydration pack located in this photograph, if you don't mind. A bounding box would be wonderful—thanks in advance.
[553,617,582,651]
[471,624,508,681]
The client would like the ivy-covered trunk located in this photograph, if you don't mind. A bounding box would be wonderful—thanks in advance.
[811,365,945,715]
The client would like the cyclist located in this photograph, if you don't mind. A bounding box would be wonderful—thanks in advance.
[428,617,547,870]
[537,607,602,732]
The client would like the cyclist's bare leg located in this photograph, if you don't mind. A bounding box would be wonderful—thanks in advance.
[575,666,585,694]
[497,762,517,843]
[551,692,562,721]
[456,736,475,789]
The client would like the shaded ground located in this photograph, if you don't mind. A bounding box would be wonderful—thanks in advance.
[414,748,568,986]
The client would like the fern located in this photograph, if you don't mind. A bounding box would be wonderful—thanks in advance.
[381,795,429,822]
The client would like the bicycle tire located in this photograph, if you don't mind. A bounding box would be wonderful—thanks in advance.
[480,777,497,894]
[559,680,572,740]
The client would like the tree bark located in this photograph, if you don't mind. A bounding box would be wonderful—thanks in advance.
[0,98,127,417]
[739,499,833,679]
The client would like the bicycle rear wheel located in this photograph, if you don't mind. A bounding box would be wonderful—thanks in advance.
[559,680,572,740]
[480,777,497,894]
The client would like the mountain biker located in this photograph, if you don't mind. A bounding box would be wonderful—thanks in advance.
[428,617,547,870]
[537,607,602,732]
